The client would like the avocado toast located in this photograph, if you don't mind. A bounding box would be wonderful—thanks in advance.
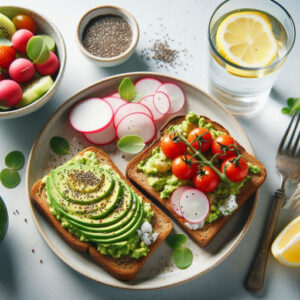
[31,147,172,281]
[126,114,267,247]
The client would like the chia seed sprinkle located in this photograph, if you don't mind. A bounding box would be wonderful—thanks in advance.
[82,15,133,58]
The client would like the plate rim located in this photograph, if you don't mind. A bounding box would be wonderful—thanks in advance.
[26,71,258,290]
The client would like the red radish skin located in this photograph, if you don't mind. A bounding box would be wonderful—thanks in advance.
[179,188,210,224]
[116,112,156,143]
[103,96,126,113]
[153,91,171,115]
[139,95,164,121]
[0,80,22,107]
[114,102,153,127]
[35,51,59,75]
[12,29,34,53]
[156,83,186,114]
[9,58,35,83]
[69,98,114,134]
[83,121,116,146]
[135,78,162,96]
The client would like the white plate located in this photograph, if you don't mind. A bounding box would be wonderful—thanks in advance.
[26,72,257,290]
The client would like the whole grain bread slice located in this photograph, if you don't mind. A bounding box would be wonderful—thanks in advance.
[126,115,267,248]
[31,147,173,281]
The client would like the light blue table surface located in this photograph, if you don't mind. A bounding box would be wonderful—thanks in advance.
[0,0,300,299]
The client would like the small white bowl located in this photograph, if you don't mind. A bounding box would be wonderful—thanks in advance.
[0,6,66,119]
[77,6,139,67]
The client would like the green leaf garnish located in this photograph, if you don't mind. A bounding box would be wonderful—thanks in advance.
[117,135,145,154]
[0,37,12,46]
[5,151,25,170]
[38,34,56,51]
[173,247,193,269]
[0,169,21,188]
[118,77,135,101]
[26,36,50,64]
[50,136,70,155]
[166,233,188,249]
[281,98,300,115]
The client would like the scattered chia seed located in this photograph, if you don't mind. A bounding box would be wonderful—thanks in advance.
[40,259,43,264]
[82,15,133,58]
[32,249,35,253]
[24,218,28,223]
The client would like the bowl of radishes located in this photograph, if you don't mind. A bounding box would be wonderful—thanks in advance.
[0,6,66,119]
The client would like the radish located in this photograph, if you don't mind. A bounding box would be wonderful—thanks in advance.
[0,80,22,108]
[156,83,185,113]
[179,188,210,224]
[116,112,156,143]
[114,102,153,127]
[35,51,59,76]
[111,92,120,98]
[103,96,126,114]
[9,58,35,83]
[135,78,162,96]
[171,186,192,217]
[139,95,164,121]
[69,98,113,133]
[83,121,116,145]
[153,91,170,115]
[12,29,34,53]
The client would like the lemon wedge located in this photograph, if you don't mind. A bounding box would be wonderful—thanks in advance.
[271,216,300,267]
[216,11,278,68]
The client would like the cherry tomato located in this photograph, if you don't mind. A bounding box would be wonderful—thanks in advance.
[211,134,237,160]
[193,166,220,193]
[12,14,37,34]
[161,133,187,159]
[221,156,249,182]
[0,46,16,69]
[187,127,213,153]
[172,155,198,180]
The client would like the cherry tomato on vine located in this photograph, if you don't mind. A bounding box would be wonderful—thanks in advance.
[193,166,220,193]
[221,156,249,182]
[211,134,237,160]
[12,14,37,34]
[187,127,213,153]
[172,155,198,180]
[161,133,187,159]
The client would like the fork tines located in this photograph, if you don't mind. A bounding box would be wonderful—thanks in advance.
[278,112,300,156]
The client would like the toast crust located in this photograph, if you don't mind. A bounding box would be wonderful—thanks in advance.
[126,116,267,247]
[31,147,173,281]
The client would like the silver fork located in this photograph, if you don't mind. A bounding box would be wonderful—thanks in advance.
[245,112,300,292]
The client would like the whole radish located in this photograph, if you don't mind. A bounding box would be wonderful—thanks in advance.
[35,51,59,75]
[12,29,34,53]
[0,80,22,107]
[9,58,35,83]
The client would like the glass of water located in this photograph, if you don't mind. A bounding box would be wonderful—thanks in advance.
[208,0,296,116]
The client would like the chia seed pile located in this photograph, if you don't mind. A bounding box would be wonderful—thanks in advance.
[82,15,133,58]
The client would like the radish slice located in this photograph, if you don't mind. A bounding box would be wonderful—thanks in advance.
[103,97,127,114]
[69,98,113,133]
[116,112,156,143]
[83,121,116,145]
[139,95,164,121]
[153,91,170,114]
[111,92,120,98]
[114,102,153,127]
[156,83,185,113]
[135,78,162,96]
[171,186,192,217]
[179,189,210,224]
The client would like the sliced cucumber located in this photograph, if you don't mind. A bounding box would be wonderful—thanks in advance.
[16,76,54,108]
[38,34,56,51]
[0,13,16,39]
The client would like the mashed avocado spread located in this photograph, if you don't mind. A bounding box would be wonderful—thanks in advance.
[44,151,157,259]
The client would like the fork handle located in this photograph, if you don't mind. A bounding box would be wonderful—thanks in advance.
[245,188,285,293]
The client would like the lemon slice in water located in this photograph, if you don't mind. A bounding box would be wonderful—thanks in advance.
[271,216,300,268]
[216,11,278,68]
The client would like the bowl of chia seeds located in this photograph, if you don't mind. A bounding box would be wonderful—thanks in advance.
[77,5,139,67]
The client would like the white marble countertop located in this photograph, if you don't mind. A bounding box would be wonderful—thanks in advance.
[0,0,300,299]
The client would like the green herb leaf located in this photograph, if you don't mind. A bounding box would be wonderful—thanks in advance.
[0,169,21,188]
[26,36,50,64]
[117,135,145,154]
[173,247,193,269]
[5,151,25,170]
[0,37,12,46]
[50,136,70,155]
[38,34,56,51]
[166,233,188,249]
[281,98,300,115]
[118,77,135,101]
